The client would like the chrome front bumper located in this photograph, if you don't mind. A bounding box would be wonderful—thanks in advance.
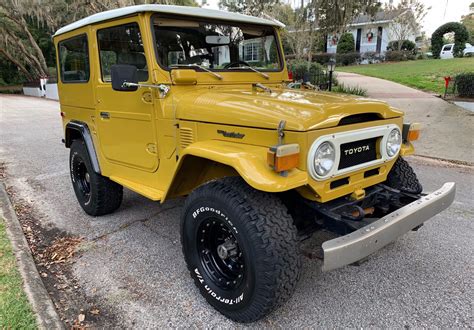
[322,182,456,271]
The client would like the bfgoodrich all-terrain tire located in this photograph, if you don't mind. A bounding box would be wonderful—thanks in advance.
[386,157,423,194]
[181,177,301,323]
[70,140,123,216]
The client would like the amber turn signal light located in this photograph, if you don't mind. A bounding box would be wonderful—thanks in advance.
[267,144,300,172]
[407,123,421,141]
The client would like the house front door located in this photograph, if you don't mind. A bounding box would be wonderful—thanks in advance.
[376,27,383,53]
[356,29,362,52]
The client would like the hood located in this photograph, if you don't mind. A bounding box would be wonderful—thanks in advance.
[174,87,403,131]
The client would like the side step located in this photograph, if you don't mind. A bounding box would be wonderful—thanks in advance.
[109,176,163,201]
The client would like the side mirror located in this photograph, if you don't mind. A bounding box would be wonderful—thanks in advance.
[111,64,138,91]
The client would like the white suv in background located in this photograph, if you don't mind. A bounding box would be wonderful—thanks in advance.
[440,43,474,59]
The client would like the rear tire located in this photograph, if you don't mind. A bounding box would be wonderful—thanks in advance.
[181,177,301,323]
[387,157,423,194]
[70,140,123,216]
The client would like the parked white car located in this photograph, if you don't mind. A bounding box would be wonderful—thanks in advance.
[463,43,474,57]
[440,43,474,58]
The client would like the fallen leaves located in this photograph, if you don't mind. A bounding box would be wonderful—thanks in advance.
[42,236,83,265]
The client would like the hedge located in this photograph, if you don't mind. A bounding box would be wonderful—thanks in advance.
[387,40,416,52]
[455,73,474,97]
[384,50,416,62]
[432,22,469,58]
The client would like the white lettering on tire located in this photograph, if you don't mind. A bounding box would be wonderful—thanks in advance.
[194,268,244,305]
[192,206,238,234]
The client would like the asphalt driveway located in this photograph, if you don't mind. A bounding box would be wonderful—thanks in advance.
[0,95,473,327]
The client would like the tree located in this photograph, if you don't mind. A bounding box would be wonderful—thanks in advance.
[315,0,381,37]
[432,22,469,58]
[0,0,197,83]
[384,0,429,50]
[219,0,280,16]
[461,3,474,44]
[271,2,320,60]
[337,33,355,53]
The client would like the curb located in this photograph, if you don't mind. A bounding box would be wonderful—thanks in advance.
[0,183,64,330]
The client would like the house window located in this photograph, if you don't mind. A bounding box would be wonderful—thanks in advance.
[243,42,261,62]
[58,34,90,83]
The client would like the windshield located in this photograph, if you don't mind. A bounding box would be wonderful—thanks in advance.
[152,15,282,71]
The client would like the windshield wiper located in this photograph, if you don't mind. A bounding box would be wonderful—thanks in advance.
[228,65,269,79]
[170,64,223,80]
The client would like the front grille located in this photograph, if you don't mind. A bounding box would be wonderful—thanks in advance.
[338,137,378,170]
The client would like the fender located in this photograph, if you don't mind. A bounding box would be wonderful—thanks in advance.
[162,140,308,200]
[64,121,101,174]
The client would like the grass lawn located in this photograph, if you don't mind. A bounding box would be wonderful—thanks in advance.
[0,219,37,329]
[337,58,474,95]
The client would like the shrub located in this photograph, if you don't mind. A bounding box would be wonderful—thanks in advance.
[332,83,368,97]
[387,40,416,52]
[432,22,469,58]
[312,53,333,65]
[384,50,416,62]
[337,33,355,54]
[287,60,326,85]
[360,51,383,64]
[336,52,360,66]
[455,73,474,97]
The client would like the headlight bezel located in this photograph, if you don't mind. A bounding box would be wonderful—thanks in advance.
[307,124,402,181]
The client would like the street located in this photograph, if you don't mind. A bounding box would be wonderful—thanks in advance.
[0,95,473,327]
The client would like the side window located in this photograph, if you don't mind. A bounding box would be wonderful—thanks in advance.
[97,23,148,82]
[58,34,90,83]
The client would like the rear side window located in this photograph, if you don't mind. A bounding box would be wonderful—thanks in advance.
[97,23,148,82]
[58,34,90,83]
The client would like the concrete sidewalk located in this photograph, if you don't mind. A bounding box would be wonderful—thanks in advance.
[337,72,474,164]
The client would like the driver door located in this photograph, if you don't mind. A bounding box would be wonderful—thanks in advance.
[94,19,159,173]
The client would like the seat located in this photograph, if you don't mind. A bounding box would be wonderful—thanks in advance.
[117,52,148,82]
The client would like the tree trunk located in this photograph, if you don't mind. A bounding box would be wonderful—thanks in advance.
[5,30,47,78]
[0,48,35,81]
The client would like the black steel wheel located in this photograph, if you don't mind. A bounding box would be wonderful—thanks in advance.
[181,177,301,323]
[197,216,245,291]
[72,157,91,203]
[70,140,123,216]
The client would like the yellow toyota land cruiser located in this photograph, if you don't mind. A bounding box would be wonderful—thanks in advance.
[54,5,455,322]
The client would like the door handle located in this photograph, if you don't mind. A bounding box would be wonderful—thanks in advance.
[100,112,110,119]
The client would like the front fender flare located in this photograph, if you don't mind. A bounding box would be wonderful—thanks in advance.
[163,140,308,200]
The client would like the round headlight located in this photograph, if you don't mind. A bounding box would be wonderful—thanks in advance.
[386,128,401,157]
[313,141,336,177]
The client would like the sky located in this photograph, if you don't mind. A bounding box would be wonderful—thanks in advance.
[200,0,472,35]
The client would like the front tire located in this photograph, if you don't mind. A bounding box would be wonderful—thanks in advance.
[70,140,123,216]
[181,177,301,323]
[387,157,423,194]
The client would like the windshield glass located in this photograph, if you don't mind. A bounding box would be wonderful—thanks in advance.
[153,16,281,71]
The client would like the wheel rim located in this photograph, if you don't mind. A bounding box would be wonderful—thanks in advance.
[197,217,245,290]
[74,158,91,200]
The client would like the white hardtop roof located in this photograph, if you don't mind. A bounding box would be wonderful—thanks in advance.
[54,4,284,36]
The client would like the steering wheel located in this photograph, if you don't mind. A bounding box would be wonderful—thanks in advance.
[224,61,252,69]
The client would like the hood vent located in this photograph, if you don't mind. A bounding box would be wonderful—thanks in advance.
[338,113,382,126]
[179,127,194,149]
